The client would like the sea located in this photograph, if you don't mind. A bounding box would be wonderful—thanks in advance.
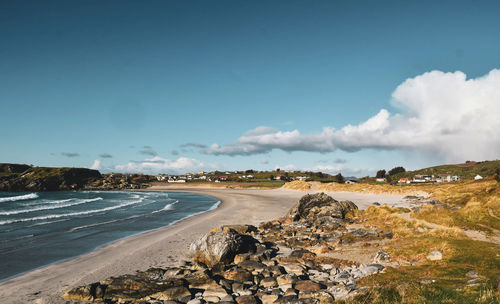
[0,190,220,282]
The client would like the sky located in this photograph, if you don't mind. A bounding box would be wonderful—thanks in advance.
[1,0,499,176]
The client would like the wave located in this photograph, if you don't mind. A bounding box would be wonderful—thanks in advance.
[0,193,39,203]
[0,198,144,226]
[209,200,221,211]
[0,198,103,215]
[151,200,178,214]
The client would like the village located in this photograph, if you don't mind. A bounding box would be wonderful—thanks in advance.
[154,169,486,185]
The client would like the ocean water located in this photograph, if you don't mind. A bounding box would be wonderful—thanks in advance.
[0,191,220,281]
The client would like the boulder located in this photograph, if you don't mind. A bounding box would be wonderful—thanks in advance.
[294,281,324,292]
[189,227,258,267]
[373,250,391,263]
[427,250,443,261]
[236,295,258,304]
[287,193,357,221]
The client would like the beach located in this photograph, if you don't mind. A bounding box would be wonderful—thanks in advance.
[0,187,406,304]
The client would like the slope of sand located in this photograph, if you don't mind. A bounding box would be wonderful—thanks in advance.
[0,187,406,304]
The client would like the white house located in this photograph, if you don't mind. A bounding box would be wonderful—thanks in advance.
[345,180,359,184]
[375,178,386,182]
[474,174,483,180]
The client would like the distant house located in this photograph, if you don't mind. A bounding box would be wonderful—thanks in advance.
[275,175,281,180]
[474,174,483,180]
[296,176,308,181]
[438,174,452,182]
[246,175,254,179]
[375,178,386,182]
[452,175,460,181]
[398,178,409,184]
[345,180,359,184]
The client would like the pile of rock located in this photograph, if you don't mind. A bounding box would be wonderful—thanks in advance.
[64,193,392,304]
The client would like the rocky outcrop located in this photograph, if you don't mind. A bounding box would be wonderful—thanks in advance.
[0,165,102,191]
[63,194,394,303]
[0,163,153,191]
[286,192,358,222]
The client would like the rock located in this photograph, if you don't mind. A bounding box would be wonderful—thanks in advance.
[284,288,298,296]
[294,281,324,292]
[329,285,353,301]
[427,250,443,261]
[203,282,229,299]
[261,294,279,304]
[286,193,358,221]
[466,270,478,278]
[189,227,257,267]
[260,277,278,288]
[224,268,254,282]
[187,299,204,304]
[467,278,483,286]
[62,283,100,301]
[289,249,316,260]
[238,260,266,272]
[236,295,258,304]
[185,270,213,289]
[373,250,391,263]
[281,263,306,276]
[221,294,235,302]
[419,278,436,285]
[314,216,343,230]
[147,286,192,302]
[223,225,258,235]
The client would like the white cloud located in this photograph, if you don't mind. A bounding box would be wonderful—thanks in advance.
[204,69,500,162]
[115,156,214,174]
[90,159,101,170]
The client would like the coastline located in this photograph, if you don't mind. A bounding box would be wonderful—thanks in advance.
[0,187,406,304]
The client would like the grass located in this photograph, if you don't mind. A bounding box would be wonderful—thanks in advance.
[341,188,500,303]
[412,179,500,232]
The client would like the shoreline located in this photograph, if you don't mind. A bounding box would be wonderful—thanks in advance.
[0,187,406,304]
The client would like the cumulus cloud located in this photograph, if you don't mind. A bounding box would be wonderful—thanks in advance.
[115,156,213,174]
[204,69,500,162]
[139,149,158,156]
[99,153,113,158]
[61,152,80,158]
[90,159,101,170]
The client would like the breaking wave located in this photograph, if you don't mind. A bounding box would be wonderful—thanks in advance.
[0,198,144,226]
[0,198,102,215]
[0,193,39,203]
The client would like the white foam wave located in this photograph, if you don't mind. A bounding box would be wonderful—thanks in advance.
[0,198,103,215]
[208,200,221,211]
[152,200,178,214]
[0,193,39,203]
[0,198,144,226]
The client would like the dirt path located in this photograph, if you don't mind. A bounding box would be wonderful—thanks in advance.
[399,213,500,245]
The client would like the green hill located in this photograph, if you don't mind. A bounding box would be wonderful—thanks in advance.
[390,160,500,180]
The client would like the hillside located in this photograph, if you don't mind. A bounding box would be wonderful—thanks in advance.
[390,160,500,180]
[0,163,102,191]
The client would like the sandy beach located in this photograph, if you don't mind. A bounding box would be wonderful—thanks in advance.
[0,187,407,304]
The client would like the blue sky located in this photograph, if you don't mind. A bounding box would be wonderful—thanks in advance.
[1,0,499,175]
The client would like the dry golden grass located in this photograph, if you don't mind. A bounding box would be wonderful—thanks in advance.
[284,179,499,232]
[282,180,313,191]
[412,179,500,231]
